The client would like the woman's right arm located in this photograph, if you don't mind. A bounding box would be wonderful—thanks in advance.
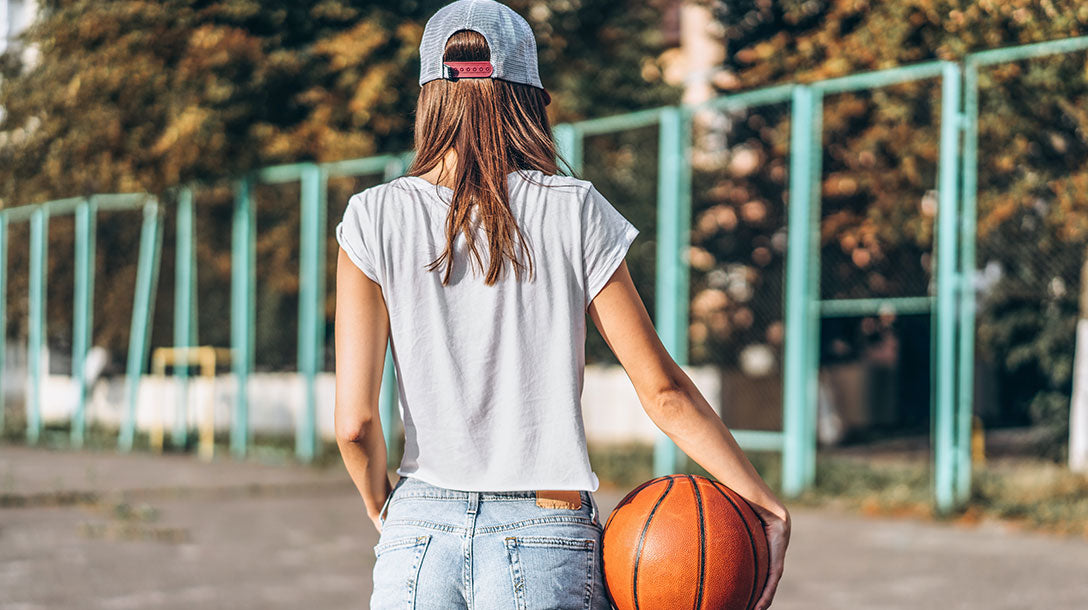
[587,259,791,610]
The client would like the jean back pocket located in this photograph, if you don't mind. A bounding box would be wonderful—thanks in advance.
[504,535,597,610]
[371,534,432,610]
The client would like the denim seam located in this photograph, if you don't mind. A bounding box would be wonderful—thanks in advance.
[374,534,430,556]
[464,491,479,610]
[407,535,431,608]
[504,537,527,610]
[583,538,595,610]
[499,536,595,549]
[383,518,462,533]
[475,516,597,534]
[392,493,580,501]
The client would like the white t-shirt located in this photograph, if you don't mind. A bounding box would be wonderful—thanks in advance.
[335,168,639,492]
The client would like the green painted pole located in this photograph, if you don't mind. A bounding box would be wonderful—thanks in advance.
[173,187,196,448]
[933,61,962,514]
[27,206,47,445]
[314,170,328,455]
[119,201,164,451]
[783,85,818,497]
[553,123,584,177]
[676,108,693,371]
[71,197,97,447]
[0,213,7,435]
[805,91,818,489]
[966,35,1088,66]
[956,63,980,505]
[297,164,324,462]
[653,106,685,477]
[231,176,256,459]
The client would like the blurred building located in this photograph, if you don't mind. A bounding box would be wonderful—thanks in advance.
[0,0,37,57]
[1,0,38,122]
[658,0,732,171]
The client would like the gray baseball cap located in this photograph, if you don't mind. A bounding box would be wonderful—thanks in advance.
[419,0,550,104]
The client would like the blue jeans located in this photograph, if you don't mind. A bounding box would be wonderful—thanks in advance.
[371,475,614,610]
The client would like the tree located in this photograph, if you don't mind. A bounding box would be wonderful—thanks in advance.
[704,0,1088,447]
[0,0,680,367]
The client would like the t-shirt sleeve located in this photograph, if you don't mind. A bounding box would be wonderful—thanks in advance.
[581,184,640,310]
[335,193,381,284]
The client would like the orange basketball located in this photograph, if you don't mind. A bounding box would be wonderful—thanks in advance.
[601,474,769,610]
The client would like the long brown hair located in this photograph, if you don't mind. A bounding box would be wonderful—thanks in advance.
[407,28,569,286]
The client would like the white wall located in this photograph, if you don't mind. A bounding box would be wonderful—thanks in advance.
[32,364,724,446]
[0,0,39,125]
[1,0,37,56]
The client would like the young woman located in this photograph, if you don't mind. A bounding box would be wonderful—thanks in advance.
[333,1,790,608]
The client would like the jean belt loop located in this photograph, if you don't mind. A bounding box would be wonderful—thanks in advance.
[467,491,480,515]
[379,476,404,523]
[378,491,394,523]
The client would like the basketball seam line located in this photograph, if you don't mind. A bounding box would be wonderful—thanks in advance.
[603,477,663,607]
[687,475,706,610]
[607,478,658,531]
[633,476,673,610]
[709,480,761,610]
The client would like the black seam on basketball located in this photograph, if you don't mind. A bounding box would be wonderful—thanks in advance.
[687,475,706,610]
[633,477,674,610]
[607,477,667,531]
[709,480,761,610]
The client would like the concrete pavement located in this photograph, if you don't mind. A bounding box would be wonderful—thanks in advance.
[1,446,1086,609]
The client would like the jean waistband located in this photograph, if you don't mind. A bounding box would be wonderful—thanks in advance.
[392,475,592,502]
[381,475,601,525]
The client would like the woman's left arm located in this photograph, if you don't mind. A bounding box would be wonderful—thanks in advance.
[334,246,393,533]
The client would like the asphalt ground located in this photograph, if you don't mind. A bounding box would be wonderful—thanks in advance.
[2,445,1087,609]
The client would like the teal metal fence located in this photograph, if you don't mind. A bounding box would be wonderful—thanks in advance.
[0,194,162,450]
[2,36,1087,513]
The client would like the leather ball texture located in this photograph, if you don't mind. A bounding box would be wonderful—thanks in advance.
[600,474,769,610]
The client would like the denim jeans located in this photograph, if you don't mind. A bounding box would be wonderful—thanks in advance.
[370,475,614,610]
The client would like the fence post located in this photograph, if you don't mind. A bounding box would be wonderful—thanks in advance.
[554,123,584,177]
[71,196,97,447]
[27,206,48,445]
[174,186,197,448]
[653,106,690,476]
[231,176,256,459]
[119,201,164,451]
[297,164,325,462]
[956,61,980,503]
[783,84,820,497]
[677,107,693,373]
[803,89,824,489]
[933,61,963,513]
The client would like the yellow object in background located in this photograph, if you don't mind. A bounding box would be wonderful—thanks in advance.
[972,415,985,467]
[150,346,233,461]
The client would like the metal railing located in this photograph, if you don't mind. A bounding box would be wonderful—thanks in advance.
[2,35,1087,513]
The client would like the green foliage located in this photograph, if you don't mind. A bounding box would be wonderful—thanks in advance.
[708,0,1088,447]
[0,1,679,364]
[975,205,1083,454]
[0,0,678,205]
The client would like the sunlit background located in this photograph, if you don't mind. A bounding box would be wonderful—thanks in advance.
[2,1,1088,608]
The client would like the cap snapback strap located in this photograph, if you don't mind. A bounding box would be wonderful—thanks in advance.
[442,61,494,79]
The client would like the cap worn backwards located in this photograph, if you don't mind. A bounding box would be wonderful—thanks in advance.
[418,0,548,102]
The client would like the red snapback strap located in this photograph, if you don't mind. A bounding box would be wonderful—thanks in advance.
[442,61,494,79]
